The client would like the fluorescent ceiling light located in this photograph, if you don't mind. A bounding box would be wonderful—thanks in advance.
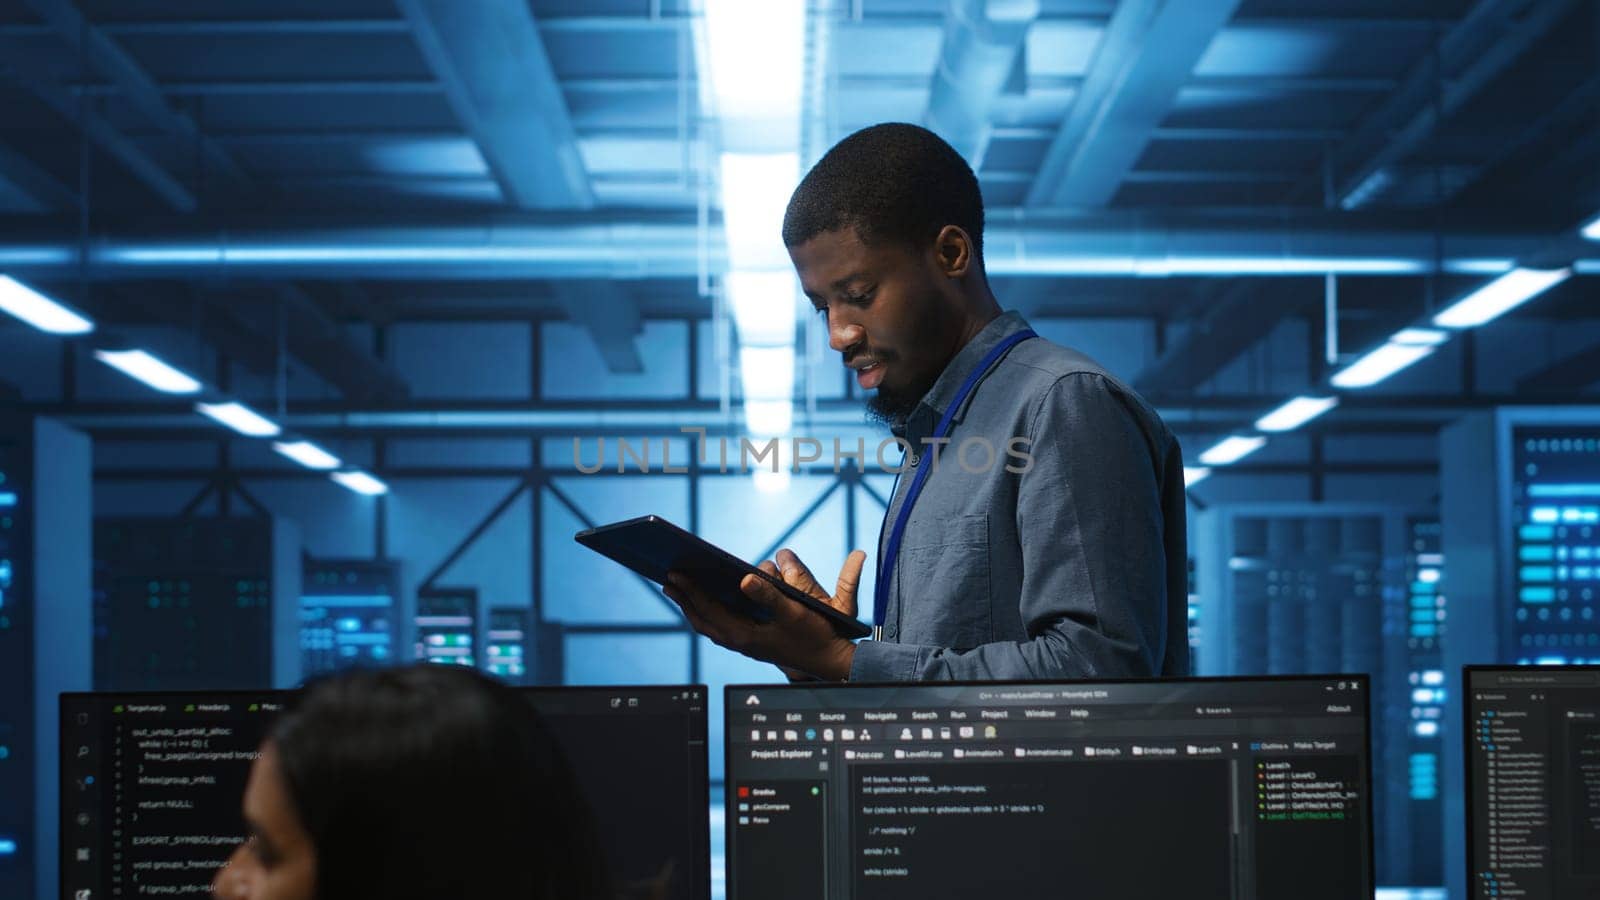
[93,349,201,394]
[741,346,795,436]
[196,401,280,438]
[702,0,804,143]
[1255,396,1339,433]
[1183,467,1212,487]
[740,346,795,399]
[1330,328,1448,389]
[1391,327,1448,346]
[1432,267,1571,329]
[744,400,794,437]
[273,440,341,471]
[727,270,800,346]
[1198,436,1266,466]
[0,275,94,334]
[331,470,389,496]
[720,153,800,271]
[1582,214,1600,241]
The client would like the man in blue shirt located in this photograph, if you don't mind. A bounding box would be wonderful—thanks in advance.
[664,123,1188,681]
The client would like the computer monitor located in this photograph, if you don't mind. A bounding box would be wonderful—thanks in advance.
[1465,665,1600,899]
[725,676,1374,900]
[62,685,710,900]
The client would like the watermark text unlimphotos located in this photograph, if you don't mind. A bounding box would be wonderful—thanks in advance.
[572,427,1033,476]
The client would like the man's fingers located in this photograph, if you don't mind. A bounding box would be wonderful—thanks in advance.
[774,548,825,598]
[834,550,867,616]
[739,573,789,611]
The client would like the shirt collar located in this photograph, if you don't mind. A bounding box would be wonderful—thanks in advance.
[894,310,1033,449]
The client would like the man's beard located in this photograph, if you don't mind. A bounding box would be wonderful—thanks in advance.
[864,376,932,429]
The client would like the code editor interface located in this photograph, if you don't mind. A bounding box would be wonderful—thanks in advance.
[725,677,1371,900]
[1468,667,1600,899]
[61,686,708,900]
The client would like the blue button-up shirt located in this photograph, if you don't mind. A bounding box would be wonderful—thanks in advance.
[849,311,1189,681]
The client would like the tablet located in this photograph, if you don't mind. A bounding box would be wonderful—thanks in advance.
[574,515,872,639]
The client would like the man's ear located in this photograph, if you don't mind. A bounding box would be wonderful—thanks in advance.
[933,225,974,278]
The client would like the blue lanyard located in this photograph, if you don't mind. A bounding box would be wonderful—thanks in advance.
[873,329,1036,635]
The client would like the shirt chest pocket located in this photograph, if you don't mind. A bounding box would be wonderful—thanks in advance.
[896,512,991,649]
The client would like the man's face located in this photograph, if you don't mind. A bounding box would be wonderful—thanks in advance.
[789,227,965,426]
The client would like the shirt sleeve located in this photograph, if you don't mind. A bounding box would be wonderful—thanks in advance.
[849,372,1171,681]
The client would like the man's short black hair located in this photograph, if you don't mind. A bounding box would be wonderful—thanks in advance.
[782,122,984,258]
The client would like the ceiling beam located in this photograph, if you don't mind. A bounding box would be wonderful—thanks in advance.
[0,211,1566,280]
[554,281,644,374]
[1134,279,1317,393]
[42,392,1559,438]
[21,0,254,193]
[0,140,77,211]
[1516,342,1600,395]
[0,51,195,211]
[1025,0,1244,207]
[260,285,412,404]
[1329,0,1578,209]
[395,0,594,209]
[923,0,1038,168]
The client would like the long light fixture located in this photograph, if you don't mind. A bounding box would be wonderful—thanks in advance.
[272,440,341,471]
[196,401,280,438]
[702,0,805,144]
[0,275,94,334]
[1183,467,1212,487]
[1582,214,1600,241]
[702,0,807,466]
[740,346,796,435]
[727,269,800,345]
[720,155,801,270]
[331,470,388,496]
[1432,267,1572,329]
[1198,435,1267,466]
[93,349,201,394]
[1330,328,1448,389]
[1255,396,1339,433]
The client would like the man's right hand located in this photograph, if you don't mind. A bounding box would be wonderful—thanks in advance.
[766,548,865,681]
